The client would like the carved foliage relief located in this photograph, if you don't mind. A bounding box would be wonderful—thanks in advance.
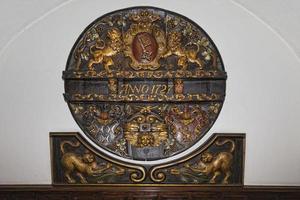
[51,133,244,185]
[63,7,227,161]
[56,7,246,185]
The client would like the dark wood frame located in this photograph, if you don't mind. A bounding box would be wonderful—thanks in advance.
[0,185,300,199]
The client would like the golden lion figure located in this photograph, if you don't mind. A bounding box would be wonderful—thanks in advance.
[163,31,204,70]
[184,139,235,184]
[87,28,122,72]
[60,141,113,184]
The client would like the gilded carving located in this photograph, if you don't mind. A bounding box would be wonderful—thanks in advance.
[124,106,168,148]
[51,133,147,184]
[182,139,235,184]
[165,105,209,145]
[68,93,222,102]
[51,133,244,185]
[64,7,227,162]
[108,78,118,94]
[67,8,223,73]
[149,135,244,184]
[60,140,124,184]
[163,31,204,70]
[123,10,166,70]
[63,69,226,79]
[67,103,221,160]
[87,28,123,72]
[174,79,184,94]
[50,7,246,187]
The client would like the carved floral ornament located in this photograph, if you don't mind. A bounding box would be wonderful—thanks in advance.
[63,7,227,164]
[51,132,244,185]
[55,6,248,186]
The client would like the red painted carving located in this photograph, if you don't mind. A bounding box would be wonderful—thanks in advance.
[132,32,158,63]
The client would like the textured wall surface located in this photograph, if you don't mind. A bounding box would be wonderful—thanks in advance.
[0,0,299,185]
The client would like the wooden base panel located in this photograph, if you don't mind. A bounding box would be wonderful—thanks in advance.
[0,185,300,200]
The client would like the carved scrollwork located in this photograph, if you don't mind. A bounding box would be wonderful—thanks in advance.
[51,133,244,185]
[63,69,226,79]
[149,134,244,185]
[181,139,235,184]
[67,103,220,161]
[63,7,227,165]
[60,140,124,184]
[67,93,223,102]
[66,7,224,73]
[123,10,166,70]
[50,7,247,187]
[51,132,146,184]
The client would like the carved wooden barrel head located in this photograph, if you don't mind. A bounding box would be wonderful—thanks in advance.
[63,7,227,162]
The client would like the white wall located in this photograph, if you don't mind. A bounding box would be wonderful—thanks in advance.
[0,0,300,185]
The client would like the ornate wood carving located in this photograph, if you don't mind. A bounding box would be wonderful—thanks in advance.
[50,132,244,185]
[63,7,227,163]
[58,6,241,187]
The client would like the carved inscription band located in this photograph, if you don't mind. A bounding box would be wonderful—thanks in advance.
[63,7,226,162]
